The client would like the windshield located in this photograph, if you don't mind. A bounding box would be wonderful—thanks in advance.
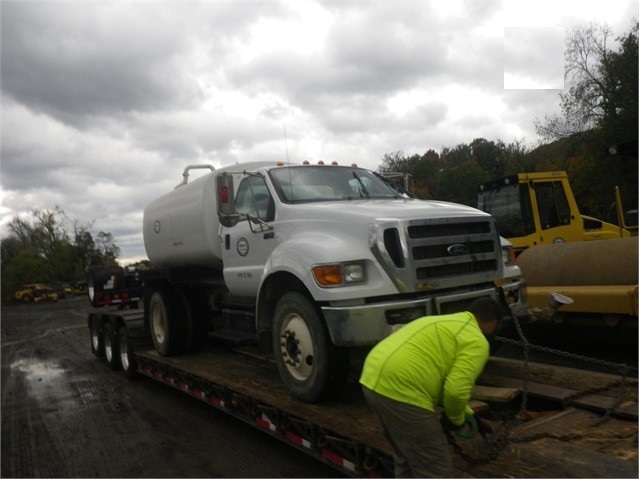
[478,182,535,237]
[269,166,402,203]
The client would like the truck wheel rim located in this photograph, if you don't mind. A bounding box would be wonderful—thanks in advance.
[152,304,166,344]
[105,333,113,362]
[119,334,130,371]
[91,326,100,351]
[279,314,314,381]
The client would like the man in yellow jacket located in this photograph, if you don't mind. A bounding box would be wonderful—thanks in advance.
[359,297,503,478]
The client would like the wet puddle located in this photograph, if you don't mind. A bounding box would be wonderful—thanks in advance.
[10,358,81,408]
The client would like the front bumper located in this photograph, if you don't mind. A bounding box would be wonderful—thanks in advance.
[501,277,528,319]
[322,285,499,346]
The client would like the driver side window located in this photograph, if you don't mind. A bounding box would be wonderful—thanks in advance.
[235,176,275,221]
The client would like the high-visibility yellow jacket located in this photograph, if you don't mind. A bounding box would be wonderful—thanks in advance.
[359,311,489,426]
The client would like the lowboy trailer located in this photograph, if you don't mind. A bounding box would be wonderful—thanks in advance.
[88,306,396,477]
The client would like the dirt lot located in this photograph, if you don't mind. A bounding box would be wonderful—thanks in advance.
[1,298,343,478]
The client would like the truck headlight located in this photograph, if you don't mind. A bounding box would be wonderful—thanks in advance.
[313,262,366,287]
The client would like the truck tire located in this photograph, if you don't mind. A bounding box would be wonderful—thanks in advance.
[149,290,186,356]
[89,315,105,358]
[177,289,209,353]
[103,322,121,370]
[273,291,342,402]
[118,325,137,379]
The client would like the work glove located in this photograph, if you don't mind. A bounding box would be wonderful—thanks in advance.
[441,413,478,439]
[440,414,464,432]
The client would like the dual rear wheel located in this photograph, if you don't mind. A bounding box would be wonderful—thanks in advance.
[148,289,208,356]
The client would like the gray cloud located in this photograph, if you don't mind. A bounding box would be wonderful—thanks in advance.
[1,1,635,261]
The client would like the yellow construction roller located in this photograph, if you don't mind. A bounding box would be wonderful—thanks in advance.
[517,237,637,286]
[516,237,638,320]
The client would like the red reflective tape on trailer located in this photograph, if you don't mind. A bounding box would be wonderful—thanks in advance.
[192,389,205,399]
[177,382,188,391]
[255,414,276,432]
[285,431,311,449]
[210,395,225,407]
[164,376,175,385]
[255,416,272,431]
[322,449,356,473]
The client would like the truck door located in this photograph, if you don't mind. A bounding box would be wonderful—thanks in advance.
[530,180,581,245]
[221,175,277,297]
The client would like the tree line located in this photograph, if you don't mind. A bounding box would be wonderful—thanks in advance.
[378,22,638,220]
[1,207,120,304]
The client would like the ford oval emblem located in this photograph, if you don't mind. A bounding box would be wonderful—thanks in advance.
[447,243,468,255]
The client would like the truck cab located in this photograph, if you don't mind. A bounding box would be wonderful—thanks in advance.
[477,171,631,256]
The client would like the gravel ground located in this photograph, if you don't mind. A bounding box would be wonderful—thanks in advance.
[1,297,345,478]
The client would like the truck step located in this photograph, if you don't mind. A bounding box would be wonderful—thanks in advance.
[209,330,257,345]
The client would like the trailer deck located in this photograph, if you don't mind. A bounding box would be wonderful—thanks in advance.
[128,339,638,478]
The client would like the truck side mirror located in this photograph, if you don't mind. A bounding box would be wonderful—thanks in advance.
[216,173,240,227]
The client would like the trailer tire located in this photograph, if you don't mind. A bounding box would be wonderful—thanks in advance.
[149,290,186,356]
[273,291,340,403]
[89,315,105,358]
[103,322,121,370]
[118,325,137,379]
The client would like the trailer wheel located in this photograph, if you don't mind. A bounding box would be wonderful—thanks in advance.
[89,315,105,358]
[273,291,342,402]
[103,322,121,370]
[87,267,100,308]
[118,325,137,379]
[149,290,186,356]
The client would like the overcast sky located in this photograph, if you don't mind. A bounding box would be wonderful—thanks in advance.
[1,0,636,264]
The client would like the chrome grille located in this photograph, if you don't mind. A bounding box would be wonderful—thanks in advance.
[371,216,501,293]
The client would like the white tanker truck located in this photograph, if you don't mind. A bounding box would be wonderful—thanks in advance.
[110,161,510,402]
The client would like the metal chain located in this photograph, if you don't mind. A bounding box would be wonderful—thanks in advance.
[447,314,636,464]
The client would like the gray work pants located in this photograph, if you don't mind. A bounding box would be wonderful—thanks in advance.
[362,386,452,478]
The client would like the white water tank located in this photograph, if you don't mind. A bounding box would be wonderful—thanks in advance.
[143,162,274,269]
[143,169,223,268]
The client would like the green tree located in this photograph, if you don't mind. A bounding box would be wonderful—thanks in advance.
[598,23,638,144]
[470,138,505,177]
[1,207,121,304]
[501,139,533,174]
[436,160,490,207]
[535,21,638,145]
[413,149,442,199]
